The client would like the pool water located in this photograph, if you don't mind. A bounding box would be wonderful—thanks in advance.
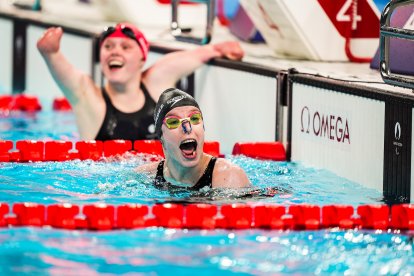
[0,227,412,275]
[0,110,78,141]
[0,155,383,206]
[0,110,412,275]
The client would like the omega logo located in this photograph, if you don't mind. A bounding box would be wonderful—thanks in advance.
[300,106,350,144]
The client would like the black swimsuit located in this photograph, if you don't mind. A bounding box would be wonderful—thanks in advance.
[154,157,217,191]
[95,83,157,141]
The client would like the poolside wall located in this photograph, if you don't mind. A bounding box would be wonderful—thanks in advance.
[0,9,413,203]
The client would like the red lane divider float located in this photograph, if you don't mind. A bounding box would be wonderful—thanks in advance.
[0,94,42,111]
[322,205,355,229]
[0,140,221,162]
[0,203,413,231]
[0,140,287,162]
[0,139,255,162]
[52,97,72,111]
[232,142,286,161]
[0,141,13,162]
[0,95,72,112]
[358,204,390,230]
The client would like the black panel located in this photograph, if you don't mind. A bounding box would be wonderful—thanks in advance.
[12,19,27,93]
[383,101,411,203]
[276,72,288,142]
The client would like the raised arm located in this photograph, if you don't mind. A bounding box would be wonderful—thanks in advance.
[143,41,244,97]
[37,27,94,105]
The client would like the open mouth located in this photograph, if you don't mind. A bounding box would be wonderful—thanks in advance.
[179,139,197,159]
[108,60,124,70]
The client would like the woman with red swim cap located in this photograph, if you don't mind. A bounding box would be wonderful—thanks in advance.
[37,22,244,141]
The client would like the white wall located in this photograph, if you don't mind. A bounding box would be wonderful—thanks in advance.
[0,18,13,94]
[195,66,277,154]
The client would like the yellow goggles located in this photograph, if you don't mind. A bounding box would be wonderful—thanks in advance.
[163,112,202,129]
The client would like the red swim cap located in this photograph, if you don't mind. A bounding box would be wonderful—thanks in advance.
[100,23,150,61]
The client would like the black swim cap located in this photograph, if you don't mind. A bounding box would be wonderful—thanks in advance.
[154,88,200,138]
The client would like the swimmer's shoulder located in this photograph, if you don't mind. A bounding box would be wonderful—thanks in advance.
[212,158,251,188]
[135,161,160,175]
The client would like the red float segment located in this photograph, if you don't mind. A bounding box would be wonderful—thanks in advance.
[232,142,286,161]
[5,215,18,226]
[322,205,355,229]
[8,151,21,162]
[117,204,149,229]
[134,140,164,157]
[203,141,220,157]
[185,204,217,229]
[0,140,13,162]
[52,97,72,111]
[83,204,115,230]
[254,205,287,229]
[289,205,321,230]
[0,95,13,110]
[152,203,184,228]
[75,217,88,229]
[220,204,253,229]
[47,204,80,229]
[0,203,9,227]
[103,140,132,157]
[44,141,73,161]
[15,140,44,162]
[357,205,390,230]
[75,141,103,161]
[13,203,45,226]
[11,94,42,111]
[390,204,414,230]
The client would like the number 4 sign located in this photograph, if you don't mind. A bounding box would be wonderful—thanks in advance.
[318,0,380,38]
[239,0,380,62]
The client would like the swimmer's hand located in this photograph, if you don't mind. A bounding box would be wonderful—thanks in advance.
[37,27,63,55]
[213,41,244,61]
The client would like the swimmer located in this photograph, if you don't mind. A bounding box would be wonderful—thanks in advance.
[135,88,251,190]
[37,22,244,141]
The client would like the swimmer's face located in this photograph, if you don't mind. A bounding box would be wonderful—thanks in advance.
[161,106,205,168]
[100,37,144,84]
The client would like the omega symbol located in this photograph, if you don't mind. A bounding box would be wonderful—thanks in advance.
[394,122,401,140]
[300,106,310,133]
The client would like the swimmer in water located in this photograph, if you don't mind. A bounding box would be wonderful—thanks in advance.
[135,88,251,190]
[37,22,244,141]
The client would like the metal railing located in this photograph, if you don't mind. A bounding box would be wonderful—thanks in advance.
[171,0,215,44]
[380,0,414,89]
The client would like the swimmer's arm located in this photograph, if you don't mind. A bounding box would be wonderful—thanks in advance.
[37,27,94,105]
[144,41,244,97]
[212,159,251,189]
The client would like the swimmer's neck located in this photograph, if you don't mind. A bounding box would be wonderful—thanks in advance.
[105,75,142,95]
[163,154,211,186]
